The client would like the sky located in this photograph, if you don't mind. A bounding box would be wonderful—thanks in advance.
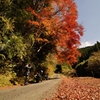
[74,0,100,48]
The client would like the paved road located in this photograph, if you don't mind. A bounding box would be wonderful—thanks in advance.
[0,74,61,100]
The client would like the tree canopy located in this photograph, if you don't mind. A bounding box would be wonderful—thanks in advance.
[25,0,84,65]
[0,0,84,74]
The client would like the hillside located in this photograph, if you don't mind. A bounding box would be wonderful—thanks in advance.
[73,41,100,77]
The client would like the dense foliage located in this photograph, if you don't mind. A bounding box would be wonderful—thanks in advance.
[88,50,100,77]
[74,41,100,78]
[0,0,84,85]
[78,41,100,62]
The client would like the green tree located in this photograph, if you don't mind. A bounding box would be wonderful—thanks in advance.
[88,50,100,77]
[0,0,28,73]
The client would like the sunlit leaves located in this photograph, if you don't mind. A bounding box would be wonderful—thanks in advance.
[53,0,84,65]
[26,0,84,65]
[0,17,14,34]
[4,35,27,60]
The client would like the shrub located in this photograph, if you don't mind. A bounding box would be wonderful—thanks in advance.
[65,69,76,77]
[0,74,13,87]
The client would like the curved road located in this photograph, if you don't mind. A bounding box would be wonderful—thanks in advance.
[0,74,61,100]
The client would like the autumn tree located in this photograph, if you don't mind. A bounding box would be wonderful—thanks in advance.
[0,0,84,85]
[26,0,84,65]
[0,0,84,74]
[25,0,57,66]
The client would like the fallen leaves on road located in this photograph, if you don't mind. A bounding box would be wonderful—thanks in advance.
[46,77,100,100]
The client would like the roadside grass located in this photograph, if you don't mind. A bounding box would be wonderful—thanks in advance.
[47,64,55,78]
[0,71,22,87]
[0,64,71,87]
[0,74,13,87]
[61,65,76,77]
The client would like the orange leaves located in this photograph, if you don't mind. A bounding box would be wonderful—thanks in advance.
[78,25,84,36]
[26,7,40,19]
[28,20,39,26]
[26,7,41,27]
[26,0,84,65]
[42,19,51,32]
[41,18,58,35]
[48,77,100,100]
[56,46,81,65]
[53,0,84,65]
[40,6,53,18]
[36,38,48,43]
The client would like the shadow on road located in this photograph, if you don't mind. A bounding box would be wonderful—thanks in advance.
[25,74,61,85]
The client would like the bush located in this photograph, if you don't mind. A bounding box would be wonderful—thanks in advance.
[65,69,76,77]
[87,51,100,77]
[0,74,13,87]
[10,77,25,85]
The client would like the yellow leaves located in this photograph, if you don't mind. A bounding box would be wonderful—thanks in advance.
[12,35,17,39]
[1,16,14,32]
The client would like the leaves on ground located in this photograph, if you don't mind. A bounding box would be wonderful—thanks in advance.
[46,77,100,100]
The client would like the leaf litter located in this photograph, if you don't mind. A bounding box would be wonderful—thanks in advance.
[46,77,100,100]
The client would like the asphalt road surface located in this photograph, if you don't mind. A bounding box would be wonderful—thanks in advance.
[0,74,61,100]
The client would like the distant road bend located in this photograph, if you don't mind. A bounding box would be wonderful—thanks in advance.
[0,74,61,100]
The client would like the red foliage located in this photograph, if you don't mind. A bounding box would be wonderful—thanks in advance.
[26,0,84,65]
[54,0,84,65]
